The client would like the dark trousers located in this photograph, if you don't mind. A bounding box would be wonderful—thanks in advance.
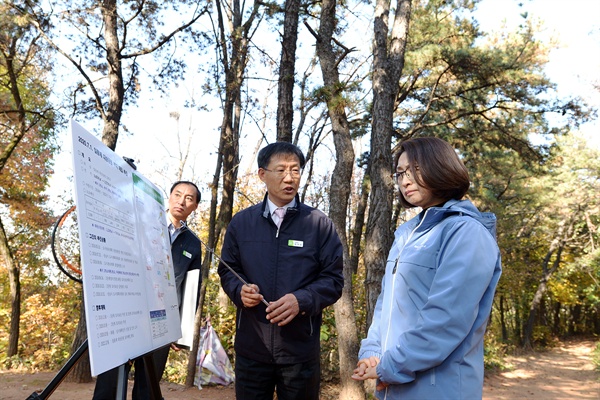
[92,345,170,400]
[234,354,320,400]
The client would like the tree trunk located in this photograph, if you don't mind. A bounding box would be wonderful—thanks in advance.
[314,0,363,396]
[500,295,508,341]
[523,214,576,347]
[185,0,261,386]
[514,298,522,344]
[1,217,20,358]
[523,275,549,347]
[276,0,300,142]
[523,245,563,348]
[65,292,92,383]
[100,0,125,151]
[185,149,223,387]
[552,301,561,336]
[349,171,370,276]
[187,271,209,386]
[364,0,412,326]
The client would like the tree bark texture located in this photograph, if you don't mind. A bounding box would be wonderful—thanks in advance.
[65,292,92,383]
[364,0,411,327]
[276,0,300,142]
[349,172,370,276]
[101,0,124,151]
[315,0,363,396]
[1,217,20,357]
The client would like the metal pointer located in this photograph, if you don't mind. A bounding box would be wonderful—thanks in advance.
[198,239,270,307]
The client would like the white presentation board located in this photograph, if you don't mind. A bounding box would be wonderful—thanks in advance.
[70,120,181,376]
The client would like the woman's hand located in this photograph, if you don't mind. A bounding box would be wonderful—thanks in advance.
[351,356,388,390]
[351,356,379,380]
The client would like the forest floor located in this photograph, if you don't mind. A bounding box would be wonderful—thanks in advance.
[1,337,598,399]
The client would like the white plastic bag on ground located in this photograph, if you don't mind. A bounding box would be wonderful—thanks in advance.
[194,319,235,388]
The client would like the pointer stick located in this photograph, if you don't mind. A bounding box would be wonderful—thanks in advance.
[198,239,270,307]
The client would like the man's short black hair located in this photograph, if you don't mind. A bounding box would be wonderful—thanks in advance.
[170,181,201,204]
[257,142,306,169]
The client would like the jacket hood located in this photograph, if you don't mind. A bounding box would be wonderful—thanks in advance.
[419,199,497,238]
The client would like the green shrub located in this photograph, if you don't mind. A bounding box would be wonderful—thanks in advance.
[592,340,600,372]
[484,331,508,371]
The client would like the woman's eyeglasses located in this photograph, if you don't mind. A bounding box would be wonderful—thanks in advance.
[391,167,416,182]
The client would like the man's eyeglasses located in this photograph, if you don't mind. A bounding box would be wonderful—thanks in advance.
[263,168,302,179]
[391,167,415,182]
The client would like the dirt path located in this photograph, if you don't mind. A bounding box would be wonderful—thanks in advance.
[1,338,598,399]
[483,338,598,399]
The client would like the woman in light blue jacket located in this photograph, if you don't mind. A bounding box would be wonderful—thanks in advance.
[352,137,502,399]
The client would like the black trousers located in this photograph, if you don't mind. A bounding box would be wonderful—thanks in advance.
[234,354,320,400]
[91,344,170,400]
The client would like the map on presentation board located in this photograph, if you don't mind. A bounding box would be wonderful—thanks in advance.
[70,120,182,376]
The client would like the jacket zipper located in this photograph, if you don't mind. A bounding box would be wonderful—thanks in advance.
[381,209,430,391]
[382,209,428,349]
[271,216,282,360]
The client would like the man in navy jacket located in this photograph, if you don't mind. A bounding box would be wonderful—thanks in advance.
[218,142,344,400]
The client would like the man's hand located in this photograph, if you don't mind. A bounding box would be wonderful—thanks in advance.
[265,293,299,326]
[240,284,264,308]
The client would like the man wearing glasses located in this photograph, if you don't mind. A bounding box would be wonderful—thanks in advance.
[218,142,344,400]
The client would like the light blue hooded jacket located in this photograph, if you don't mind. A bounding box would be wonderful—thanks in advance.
[358,199,502,400]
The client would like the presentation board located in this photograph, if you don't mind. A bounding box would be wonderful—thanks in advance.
[70,120,182,376]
